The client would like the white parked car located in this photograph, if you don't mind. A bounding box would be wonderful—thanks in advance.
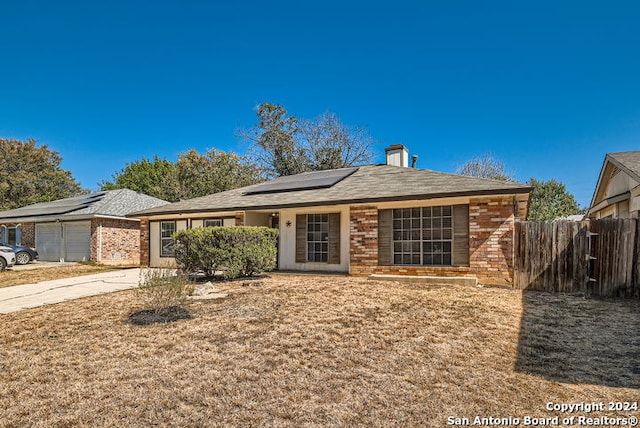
[0,246,17,271]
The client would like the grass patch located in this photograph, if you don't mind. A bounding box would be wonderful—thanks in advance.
[0,264,121,288]
[0,274,637,426]
[129,306,192,325]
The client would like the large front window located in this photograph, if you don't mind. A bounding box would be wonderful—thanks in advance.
[307,214,329,262]
[160,221,176,257]
[392,206,452,266]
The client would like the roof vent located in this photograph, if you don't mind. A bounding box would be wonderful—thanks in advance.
[385,144,409,167]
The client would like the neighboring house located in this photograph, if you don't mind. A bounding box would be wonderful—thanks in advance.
[132,145,532,286]
[588,151,640,219]
[0,189,168,265]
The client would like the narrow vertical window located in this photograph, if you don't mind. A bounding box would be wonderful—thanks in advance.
[7,226,18,245]
[160,221,176,257]
[307,214,329,262]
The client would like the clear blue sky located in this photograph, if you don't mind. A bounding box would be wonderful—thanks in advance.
[2,1,639,208]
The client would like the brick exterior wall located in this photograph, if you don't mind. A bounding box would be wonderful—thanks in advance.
[90,218,141,266]
[468,197,515,286]
[20,222,36,247]
[349,206,379,275]
[348,196,517,286]
[0,222,36,247]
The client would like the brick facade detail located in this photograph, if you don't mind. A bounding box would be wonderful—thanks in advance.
[349,206,379,275]
[348,196,517,286]
[20,222,36,247]
[468,197,515,286]
[90,218,142,266]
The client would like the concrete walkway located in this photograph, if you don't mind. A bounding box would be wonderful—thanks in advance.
[0,268,140,314]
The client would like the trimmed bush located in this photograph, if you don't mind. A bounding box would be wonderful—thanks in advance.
[173,226,279,279]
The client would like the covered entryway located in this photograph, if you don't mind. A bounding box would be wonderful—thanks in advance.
[36,221,91,262]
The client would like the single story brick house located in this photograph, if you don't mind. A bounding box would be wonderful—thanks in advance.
[132,146,532,285]
[588,151,640,219]
[0,189,168,265]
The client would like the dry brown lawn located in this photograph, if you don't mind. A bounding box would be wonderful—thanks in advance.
[0,264,120,288]
[0,274,638,427]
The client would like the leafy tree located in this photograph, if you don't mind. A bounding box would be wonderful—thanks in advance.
[526,178,581,221]
[241,103,375,176]
[100,155,177,201]
[101,149,261,202]
[241,103,306,177]
[0,138,84,210]
[457,153,514,182]
[173,148,262,200]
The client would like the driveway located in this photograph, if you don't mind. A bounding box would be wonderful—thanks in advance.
[8,261,81,271]
[0,268,140,314]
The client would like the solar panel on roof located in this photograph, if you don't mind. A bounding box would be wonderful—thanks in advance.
[244,167,359,195]
[0,192,107,219]
[82,192,106,202]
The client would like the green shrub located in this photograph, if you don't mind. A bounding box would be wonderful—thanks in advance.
[136,268,194,314]
[173,226,279,279]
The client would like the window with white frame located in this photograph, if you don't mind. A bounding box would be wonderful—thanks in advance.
[204,219,223,227]
[160,221,176,257]
[392,206,452,266]
[307,214,329,262]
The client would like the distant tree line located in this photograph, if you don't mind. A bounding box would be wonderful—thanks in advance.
[100,102,376,201]
[0,104,376,207]
[0,108,584,221]
[456,153,582,221]
[100,149,262,202]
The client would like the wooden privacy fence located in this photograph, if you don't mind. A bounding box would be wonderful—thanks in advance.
[514,219,640,298]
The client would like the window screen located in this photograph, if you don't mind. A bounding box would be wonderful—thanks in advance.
[392,206,453,266]
[160,221,176,257]
[307,214,329,262]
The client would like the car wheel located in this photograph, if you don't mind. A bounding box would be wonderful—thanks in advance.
[0,257,6,271]
[15,251,31,265]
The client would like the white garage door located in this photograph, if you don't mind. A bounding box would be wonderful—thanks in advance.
[64,222,91,262]
[36,221,91,262]
[36,223,62,262]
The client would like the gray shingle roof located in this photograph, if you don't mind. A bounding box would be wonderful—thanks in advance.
[607,151,640,181]
[131,164,532,217]
[0,189,169,223]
